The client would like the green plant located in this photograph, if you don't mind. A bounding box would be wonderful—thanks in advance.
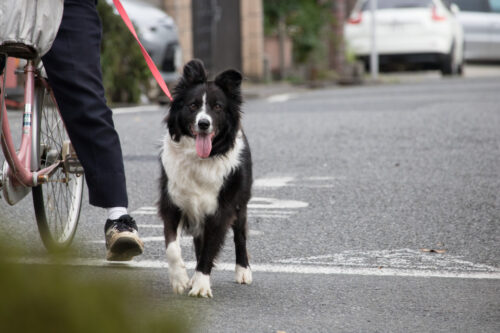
[0,242,190,333]
[344,41,358,65]
[97,1,150,104]
[264,0,331,65]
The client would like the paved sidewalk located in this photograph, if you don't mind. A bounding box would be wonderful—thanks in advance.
[242,63,500,100]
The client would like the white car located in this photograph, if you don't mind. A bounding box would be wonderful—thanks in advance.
[345,0,464,75]
[452,0,500,61]
[106,0,182,84]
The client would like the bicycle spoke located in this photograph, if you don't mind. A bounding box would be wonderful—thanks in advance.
[34,84,83,249]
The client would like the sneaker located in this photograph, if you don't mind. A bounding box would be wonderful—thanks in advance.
[105,215,144,261]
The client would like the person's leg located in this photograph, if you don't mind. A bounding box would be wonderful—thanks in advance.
[42,0,143,260]
[42,0,127,208]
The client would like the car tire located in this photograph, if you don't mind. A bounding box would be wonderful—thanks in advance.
[441,42,457,76]
[456,60,464,76]
[456,43,465,76]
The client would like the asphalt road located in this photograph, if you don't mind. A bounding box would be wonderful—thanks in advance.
[1,75,499,332]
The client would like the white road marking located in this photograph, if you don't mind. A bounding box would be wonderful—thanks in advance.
[248,209,293,215]
[249,210,295,219]
[278,249,500,274]
[133,206,297,219]
[87,236,192,246]
[254,177,295,188]
[86,236,166,244]
[251,214,290,219]
[248,197,308,209]
[132,207,157,215]
[305,176,336,181]
[113,105,162,115]
[137,210,296,220]
[14,257,500,280]
[85,230,264,246]
[254,176,338,189]
[132,197,308,217]
[300,184,336,188]
[266,93,294,103]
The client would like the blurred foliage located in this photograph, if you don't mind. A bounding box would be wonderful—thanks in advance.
[264,0,332,64]
[97,1,150,104]
[0,242,190,333]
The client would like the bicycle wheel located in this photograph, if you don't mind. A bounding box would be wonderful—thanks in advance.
[32,80,84,251]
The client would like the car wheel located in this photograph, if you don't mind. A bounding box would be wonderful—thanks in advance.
[456,43,465,76]
[456,60,464,76]
[440,43,456,76]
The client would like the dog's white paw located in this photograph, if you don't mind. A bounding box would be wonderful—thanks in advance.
[188,271,213,298]
[169,266,190,294]
[235,264,253,284]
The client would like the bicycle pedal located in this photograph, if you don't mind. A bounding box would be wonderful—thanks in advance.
[62,141,84,174]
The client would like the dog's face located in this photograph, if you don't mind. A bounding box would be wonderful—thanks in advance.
[166,59,243,158]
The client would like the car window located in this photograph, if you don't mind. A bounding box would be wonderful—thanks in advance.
[490,0,500,12]
[361,0,433,10]
[451,0,490,12]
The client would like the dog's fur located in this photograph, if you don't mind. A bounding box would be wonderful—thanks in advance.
[158,59,253,297]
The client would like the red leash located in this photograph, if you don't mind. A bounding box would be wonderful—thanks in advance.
[112,0,173,101]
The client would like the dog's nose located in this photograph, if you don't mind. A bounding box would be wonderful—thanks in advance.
[198,118,210,131]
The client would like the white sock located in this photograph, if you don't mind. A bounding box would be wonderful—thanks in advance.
[107,207,128,220]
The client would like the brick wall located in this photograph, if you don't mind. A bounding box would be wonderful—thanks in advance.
[240,0,264,79]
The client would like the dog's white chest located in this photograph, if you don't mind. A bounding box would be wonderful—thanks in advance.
[161,131,244,233]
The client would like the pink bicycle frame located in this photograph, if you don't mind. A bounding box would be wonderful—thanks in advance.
[1,59,60,188]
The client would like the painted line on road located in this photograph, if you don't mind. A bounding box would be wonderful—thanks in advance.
[254,176,295,188]
[254,176,339,189]
[266,93,295,103]
[132,207,296,219]
[132,198,308,216]
[13,257,500,280]
[249,197,308,209]
[278,249,500,274]
[113,105,163,115]
[85,229,264,245]
[132,207,158,215]
[251,214,290,219]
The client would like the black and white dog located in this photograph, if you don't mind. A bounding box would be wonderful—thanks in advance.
[158,59,253,298]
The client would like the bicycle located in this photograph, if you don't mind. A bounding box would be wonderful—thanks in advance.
[0,42,84,251]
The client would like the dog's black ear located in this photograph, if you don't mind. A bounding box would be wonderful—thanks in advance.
[182,59,207,85]
[214,69,242,92]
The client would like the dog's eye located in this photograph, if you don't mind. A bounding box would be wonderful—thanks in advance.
[213,103,223,112]
[189,103,197,111]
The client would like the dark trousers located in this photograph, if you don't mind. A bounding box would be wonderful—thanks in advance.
[42,0,128,208]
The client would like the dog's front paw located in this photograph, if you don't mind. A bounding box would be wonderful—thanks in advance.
[188,271,213,298]
[235,264,253,284]
[169,267,190,294]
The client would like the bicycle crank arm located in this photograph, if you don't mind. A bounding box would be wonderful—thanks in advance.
[35,161,63,184]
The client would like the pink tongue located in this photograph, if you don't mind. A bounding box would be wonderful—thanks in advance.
[195,134,212,158]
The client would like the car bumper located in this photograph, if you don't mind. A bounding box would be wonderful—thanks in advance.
[347,34,452,57]
[357,53,446,67]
